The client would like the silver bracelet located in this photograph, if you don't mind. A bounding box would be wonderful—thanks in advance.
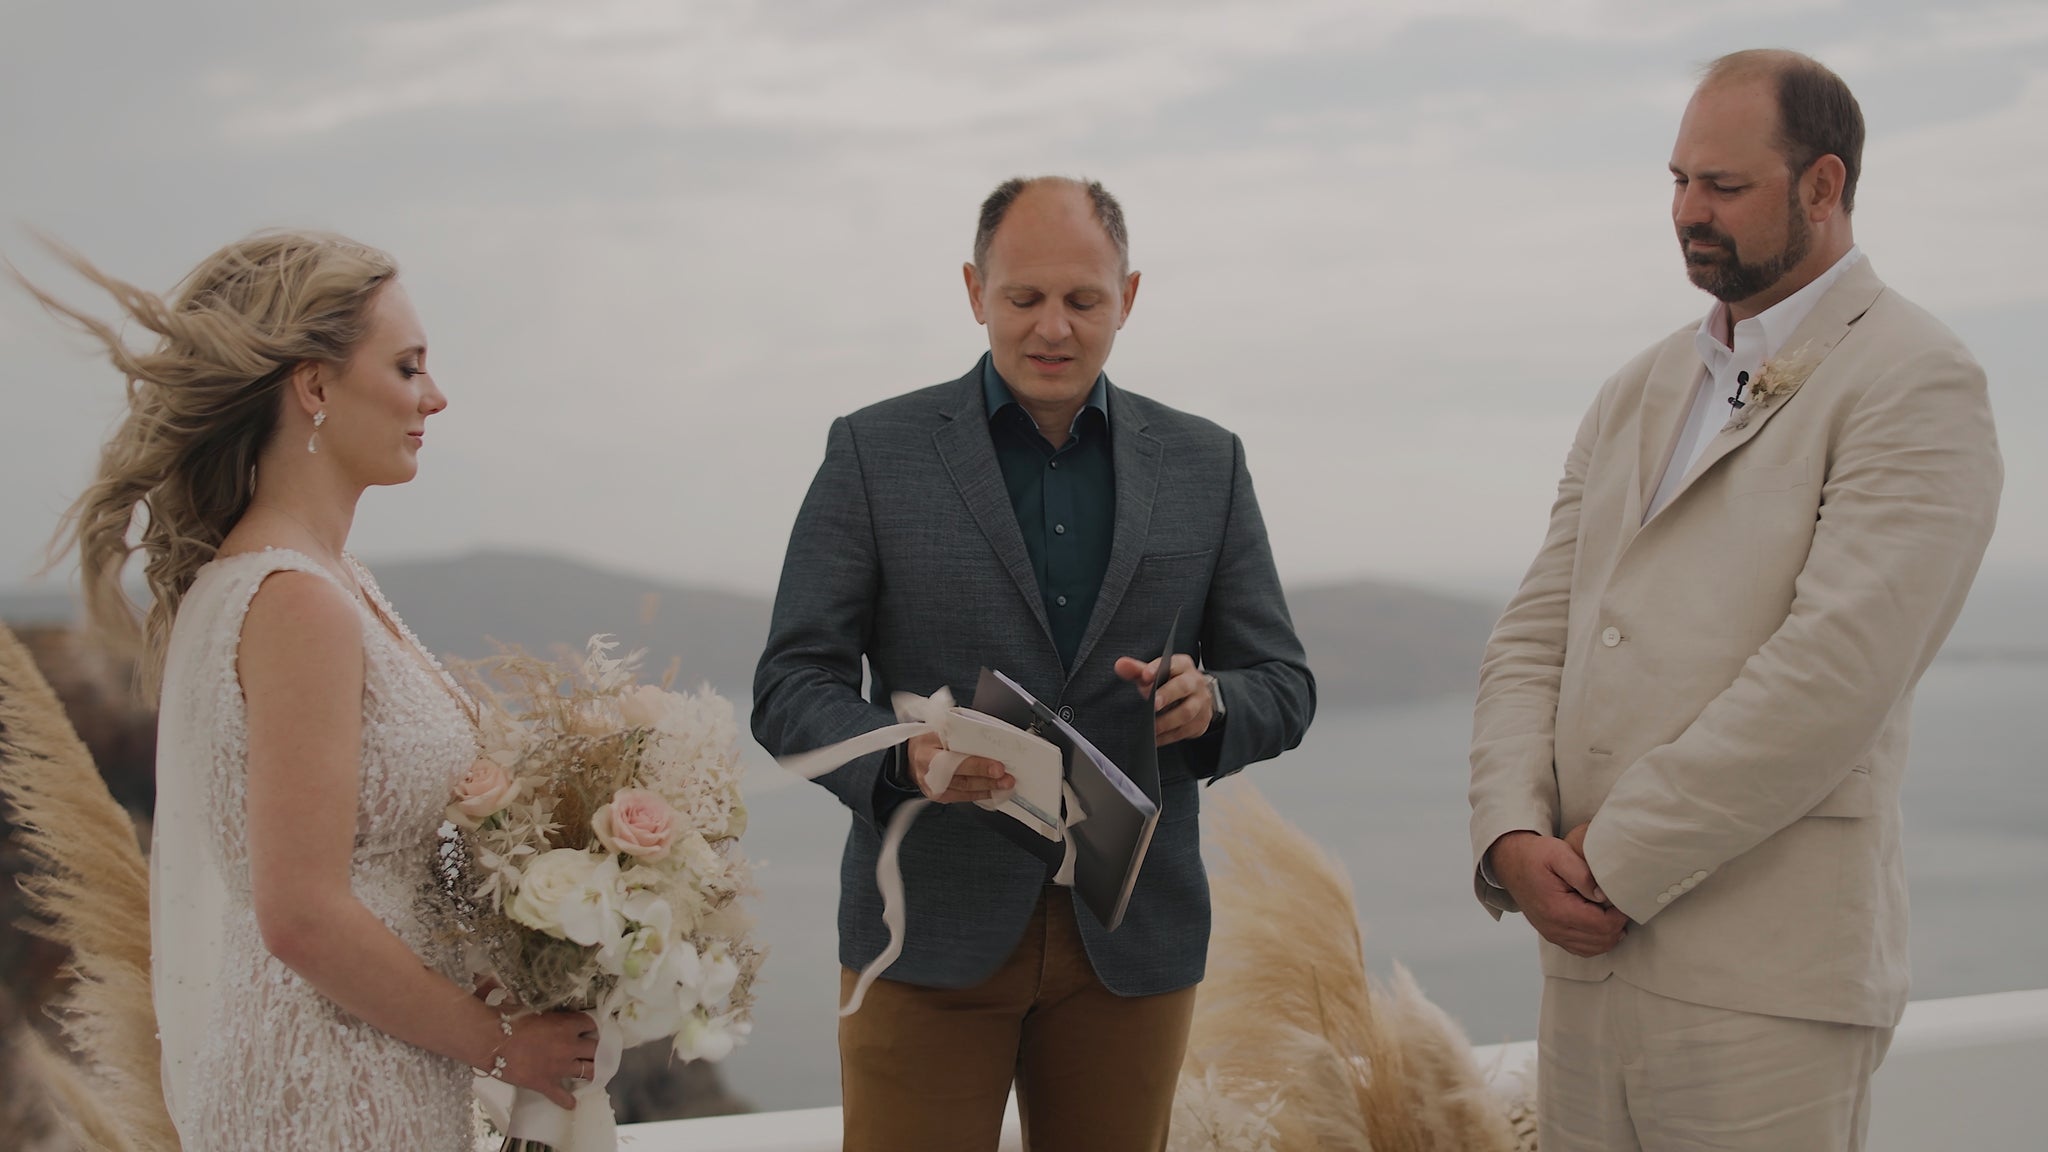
[485,1011,514,1080]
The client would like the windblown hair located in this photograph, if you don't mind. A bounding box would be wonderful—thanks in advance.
[1703,49,1866,213]
[973,176,1130,273]
[15,231,397,696]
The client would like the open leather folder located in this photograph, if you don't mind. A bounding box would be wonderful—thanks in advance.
[962,610,1176,932]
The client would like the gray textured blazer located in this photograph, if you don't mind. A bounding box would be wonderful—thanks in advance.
[752,363,1315,996]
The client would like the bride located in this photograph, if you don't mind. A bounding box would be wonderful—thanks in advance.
[27,231,596,1147]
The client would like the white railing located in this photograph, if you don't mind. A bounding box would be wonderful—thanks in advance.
[619,988,2048,1150]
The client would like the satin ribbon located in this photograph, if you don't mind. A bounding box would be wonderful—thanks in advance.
[779,688,1086,1017]
[774,687,985,799]
[474,1005,624,1150]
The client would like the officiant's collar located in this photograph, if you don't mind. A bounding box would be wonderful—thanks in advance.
[982,353,1109,437]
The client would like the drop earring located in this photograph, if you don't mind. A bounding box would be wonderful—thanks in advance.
[307,409,327,454]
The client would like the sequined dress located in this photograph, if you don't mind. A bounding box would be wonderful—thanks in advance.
[152,548,478,1149]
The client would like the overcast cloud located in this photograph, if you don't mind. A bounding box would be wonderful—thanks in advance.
[3,0,2042,600]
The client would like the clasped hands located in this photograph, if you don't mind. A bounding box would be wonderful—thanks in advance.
[1488,822,1629,958]
[901,654,1215,804]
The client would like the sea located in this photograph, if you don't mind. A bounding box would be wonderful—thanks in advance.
[716,657,2048,1112]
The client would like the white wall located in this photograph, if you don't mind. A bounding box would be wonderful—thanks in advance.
[619,989,2048,1151]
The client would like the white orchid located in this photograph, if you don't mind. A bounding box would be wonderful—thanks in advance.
[556,852,627,947]
[697,943,741,1010]
[601,889,676,981]
[612,988,686,1048]
[673,1008,749,1063]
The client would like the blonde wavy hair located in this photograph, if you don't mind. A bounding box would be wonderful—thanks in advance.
[16,230,398,696]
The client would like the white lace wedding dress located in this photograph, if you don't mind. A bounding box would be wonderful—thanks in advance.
[151,548,479,1149]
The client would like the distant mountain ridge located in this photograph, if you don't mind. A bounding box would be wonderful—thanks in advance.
[6,550,2038,709]
[0,550,1503,711]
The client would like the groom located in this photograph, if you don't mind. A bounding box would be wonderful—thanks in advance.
[1468,50,2002,1151]
[754,176,1314,1150]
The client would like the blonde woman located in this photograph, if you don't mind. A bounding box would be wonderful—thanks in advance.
[23,231,595,1147]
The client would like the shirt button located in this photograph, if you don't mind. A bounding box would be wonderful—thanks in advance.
[1056,595,1069,607]
[1049,460,1060,470]
[1601,626,1622,647]
[1054,523,1067,535]
[1058,706,1075,723]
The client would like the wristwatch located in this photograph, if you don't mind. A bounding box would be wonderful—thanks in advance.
[1205,673,1226,719]
[885,745,918,792]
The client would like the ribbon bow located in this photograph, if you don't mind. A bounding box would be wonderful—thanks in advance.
[779,688,1085,1016]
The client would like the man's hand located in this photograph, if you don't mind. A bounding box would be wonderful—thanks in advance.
[1563,821,1590,860]
[1113,653,1215,747]
[905,731,1014,804]
[1488,831,1627,958]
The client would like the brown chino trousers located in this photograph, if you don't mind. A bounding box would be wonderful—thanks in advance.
[839,886,1198,1152]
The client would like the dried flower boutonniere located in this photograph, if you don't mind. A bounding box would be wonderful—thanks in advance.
[1723,344,1821,432]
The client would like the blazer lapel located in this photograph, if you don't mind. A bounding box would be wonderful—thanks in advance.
[1623,332,1711,546]
[1067,383,1161,681]
[932,368,1057,652]
[1645,258,1886,525]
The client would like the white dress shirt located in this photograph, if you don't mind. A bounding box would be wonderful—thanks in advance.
[1644,247,1864,522]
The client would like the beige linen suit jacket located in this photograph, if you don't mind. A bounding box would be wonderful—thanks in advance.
[1469,258,2002,1029]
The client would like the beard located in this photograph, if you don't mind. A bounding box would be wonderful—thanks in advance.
[1679,187,1813,303]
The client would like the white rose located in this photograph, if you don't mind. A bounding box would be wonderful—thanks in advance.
[617,684,671,731]
[507,848,596,937]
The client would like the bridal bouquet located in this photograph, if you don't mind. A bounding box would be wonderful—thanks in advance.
[435,636,761,1151]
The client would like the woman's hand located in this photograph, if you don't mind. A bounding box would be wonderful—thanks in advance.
[496,1011,600,1109]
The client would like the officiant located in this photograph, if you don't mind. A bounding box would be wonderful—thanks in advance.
[753,176,1315,1151]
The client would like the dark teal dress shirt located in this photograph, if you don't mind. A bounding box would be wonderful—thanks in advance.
[981,355,1116,671]
[878,356,1118,805]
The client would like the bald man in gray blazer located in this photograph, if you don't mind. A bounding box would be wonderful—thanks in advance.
[754,177,1314,1151]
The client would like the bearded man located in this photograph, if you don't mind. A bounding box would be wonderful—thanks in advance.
[1468,50,2002,1151]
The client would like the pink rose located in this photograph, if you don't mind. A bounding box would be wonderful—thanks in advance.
[450,757,520,826]
[592,789,678,860]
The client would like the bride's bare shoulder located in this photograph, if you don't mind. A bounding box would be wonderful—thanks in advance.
[239,566,363,674]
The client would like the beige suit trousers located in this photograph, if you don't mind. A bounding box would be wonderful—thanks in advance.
[1539,975,1892,1152]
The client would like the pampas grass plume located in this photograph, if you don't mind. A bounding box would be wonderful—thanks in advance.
[1179,781,1519,1152]
[0,622,179,1151]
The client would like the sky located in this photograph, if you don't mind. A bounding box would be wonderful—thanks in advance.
[2,0,2042,601]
